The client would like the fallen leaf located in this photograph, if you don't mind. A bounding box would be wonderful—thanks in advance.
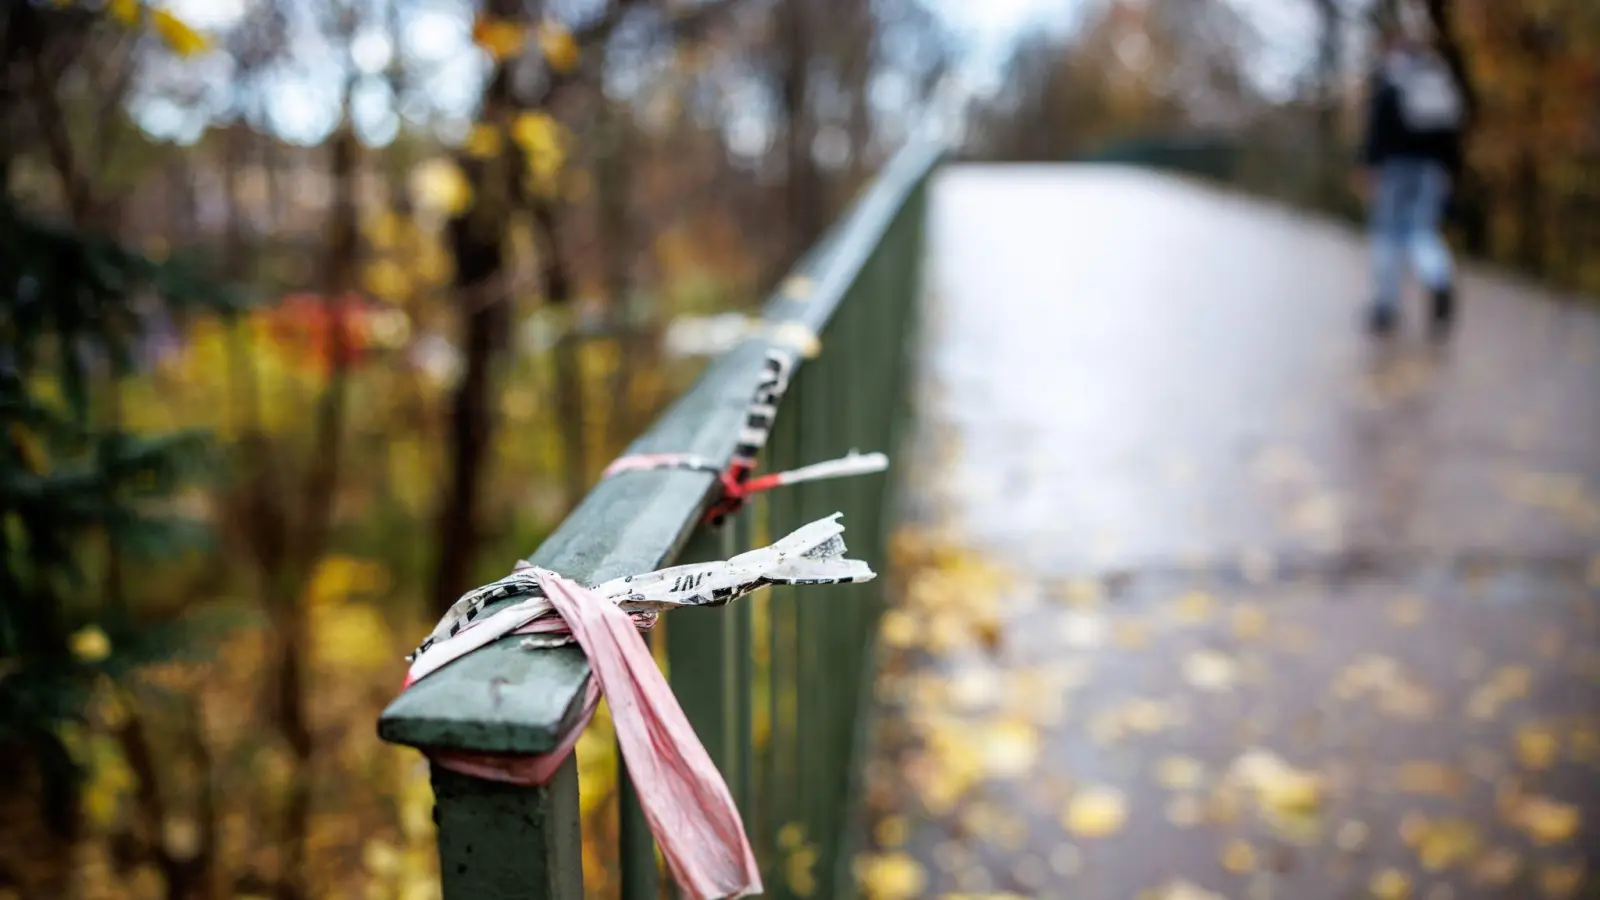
[1570,726,1600,764]
[1064,786,1128,838]
[946,667,1002,712]
[856,852,927,900]
[1183,650,1238,692]
[1155,756,1206,791]
[1539,863,1584,899]
[1055,578,1103,606]
[1152,880,1227,900]
[1515,724,1560,771]
[1231,605,1269,640]
[1394,761,1466,797]
[1414,818,1480,872]
[1233,749,1322,815]
[1467,666,1532,720]
[1510,795,1581,845]
[981,720,1040,778]
[1221,839,1257,873]
[874,815,907,848]
[1370,868,1413,900]
[1125,698,1175,733]
[1471,848,1521,887]
[879,610,918,648]
[1172,591,1216,623]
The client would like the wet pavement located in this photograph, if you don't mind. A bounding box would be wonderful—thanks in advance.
[855,167,1600,900]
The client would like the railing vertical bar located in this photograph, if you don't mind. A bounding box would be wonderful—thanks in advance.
[765,376,801,899]
[797,347,830,894]
[729,511,755,821]
[667,526,732,772]
[619,634,659,900]
[431,757,583,898]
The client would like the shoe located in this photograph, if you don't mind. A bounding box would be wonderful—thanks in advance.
[1430,285,1455,337]
[1367,304,1398,336]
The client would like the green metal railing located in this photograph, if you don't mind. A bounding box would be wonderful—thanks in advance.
[378,137,941,899]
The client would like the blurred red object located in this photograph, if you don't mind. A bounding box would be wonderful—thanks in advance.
[259,291,379,372]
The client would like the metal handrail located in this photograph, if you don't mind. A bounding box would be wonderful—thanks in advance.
[378,134,944,898]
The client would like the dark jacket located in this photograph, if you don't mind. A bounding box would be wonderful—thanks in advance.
[1359,52,1464,176]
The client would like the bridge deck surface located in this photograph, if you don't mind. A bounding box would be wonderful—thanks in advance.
[858,166,1600,900]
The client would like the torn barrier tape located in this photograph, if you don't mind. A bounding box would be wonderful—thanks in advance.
[398,514,874,899]
[601,349,889,524]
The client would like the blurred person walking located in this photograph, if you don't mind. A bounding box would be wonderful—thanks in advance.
[1353,10,1466,337]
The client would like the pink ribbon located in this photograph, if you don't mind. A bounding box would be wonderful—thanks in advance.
[410,570,762,900]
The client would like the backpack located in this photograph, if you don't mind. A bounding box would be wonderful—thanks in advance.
[1389,54,1464,132]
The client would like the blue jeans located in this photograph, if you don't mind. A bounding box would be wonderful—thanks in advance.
[1370,159,1454,311]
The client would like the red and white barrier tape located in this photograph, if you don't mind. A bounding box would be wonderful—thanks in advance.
[400,514,875,900]
[601,349,889,525]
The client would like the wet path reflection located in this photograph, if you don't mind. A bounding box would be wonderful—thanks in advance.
[855,167,1600,900]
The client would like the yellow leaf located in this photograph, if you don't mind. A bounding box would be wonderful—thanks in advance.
[537,20,579,73]
[70,625,112,662]
[873,815,908,848]
[1220,838,1256,873]
[1171,590,1214,623]
[1063,786,1127,838]
[1394,761,1465,797]
[1230,604,1268,639]
[1371,868,1413,900]
[1511,795,1580,845]
[980,719,1040,777]
[362,258,409,303]
[472,16,526,61]
[305,554,391,607]
[311,601,394,670]
[1514,724,1560,771]
[1182,650,1238,692]
[151,9,209,56]
[1413,817,1481,871]
[1154,755,1205,791]
[109,0,140,25]
[855,852,926,900]
[1539,864,1583,899]
[511,111,566,195]
[1471,848,1521,887]
[464,123,503,159]
[411,157,473,216]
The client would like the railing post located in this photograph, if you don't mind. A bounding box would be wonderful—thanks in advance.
[431,756,583,899]
[618,721,659,900]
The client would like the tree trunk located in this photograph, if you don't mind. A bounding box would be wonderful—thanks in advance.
[780,0,824,274]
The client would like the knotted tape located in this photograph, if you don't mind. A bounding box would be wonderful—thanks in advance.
[602,350,888,525]
[401,514,875,900]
